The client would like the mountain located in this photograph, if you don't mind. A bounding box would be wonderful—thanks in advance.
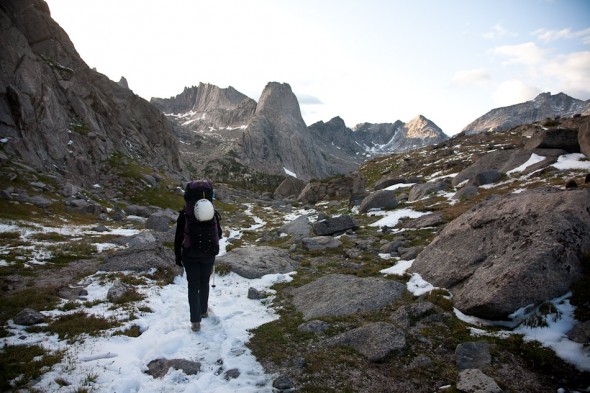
[353,115,448,154]
[151,83,256,133]
[463,92,590,134]
[0,0,183,188]
[237,82,358,180]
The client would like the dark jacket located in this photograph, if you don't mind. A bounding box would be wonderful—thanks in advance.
[174,209,222,265]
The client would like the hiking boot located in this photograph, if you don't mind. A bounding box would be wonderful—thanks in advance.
[191,322,200,332]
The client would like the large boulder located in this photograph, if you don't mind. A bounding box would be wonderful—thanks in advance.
[408,178,452,201]
[274,177,306,199]
[313,215,358,236]
[411,188,590,319]
[216,246,295,279]
[324,322,406,362]
[100,243,181,275]
[358,189,398,213]
[524,127,580,153]
[278,215,312,240]
[291,274,406,320]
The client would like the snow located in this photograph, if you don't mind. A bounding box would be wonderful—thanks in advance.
[283,167,297,178]
[507,153,546,174]
[2,209,297,392]
[384,183,415,191]
[379,255,590,371]
[552,153,590,170]
[368,208,428,227]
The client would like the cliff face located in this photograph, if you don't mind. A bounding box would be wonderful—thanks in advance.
[0,0,182,187]
[463,92,590,134]
[238,82,354,180]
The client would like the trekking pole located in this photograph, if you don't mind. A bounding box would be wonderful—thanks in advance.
[211,264,216,288]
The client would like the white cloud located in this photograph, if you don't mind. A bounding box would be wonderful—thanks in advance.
[451,68,492,88]
[489,42,549,65]
[533,27,590,45]
[492,79,541,107]
[483,23,516,39]
[542,51,590,98]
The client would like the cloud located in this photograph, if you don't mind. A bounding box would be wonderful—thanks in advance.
[533,27,590,45]
[489,42,549,65]
[492,79,541,107]
[451,68,492,88]
[296,93,324,105]
[542,51,590,97]
[483,23,517,40]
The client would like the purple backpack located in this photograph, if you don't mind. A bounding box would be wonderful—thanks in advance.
[182,180,221,256]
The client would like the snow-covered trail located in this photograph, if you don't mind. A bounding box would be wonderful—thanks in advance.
[3,204,295,392]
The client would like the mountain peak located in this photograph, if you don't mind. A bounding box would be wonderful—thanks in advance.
[406,115,445,139]
[255,82,305,124]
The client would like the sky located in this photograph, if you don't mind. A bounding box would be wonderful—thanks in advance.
[44,0,590,135]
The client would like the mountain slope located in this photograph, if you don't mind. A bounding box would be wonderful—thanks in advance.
[463,92,590,134]
[0,0,183,187]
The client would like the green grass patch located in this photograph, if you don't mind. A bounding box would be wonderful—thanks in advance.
[0,286,60,323]
[45,242,97,266]
[0,344,64,391]
[28,311,119,342]
[113,324,142,337]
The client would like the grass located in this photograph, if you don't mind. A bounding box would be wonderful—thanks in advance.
[0,344,64,391]
[0,286,61,323]
[27,311,120,342]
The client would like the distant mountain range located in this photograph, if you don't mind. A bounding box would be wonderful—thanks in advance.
[463,92,590,134]
[151,83,448,180]
[1,0,589,189]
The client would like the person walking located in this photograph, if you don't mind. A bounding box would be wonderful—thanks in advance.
[174,179,222,332]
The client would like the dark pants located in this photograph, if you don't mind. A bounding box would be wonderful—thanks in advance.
[182,255,215,323]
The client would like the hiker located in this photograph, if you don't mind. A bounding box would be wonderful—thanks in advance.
[174,179,222,332]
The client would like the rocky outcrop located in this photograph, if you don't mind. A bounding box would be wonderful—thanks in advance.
[216,246,295,279]
[238,82,354,180]
[297,172,366,205]
[411,188,590,319]
[0,0,183,187]
[291,274,406,320]
[462,92,590,134]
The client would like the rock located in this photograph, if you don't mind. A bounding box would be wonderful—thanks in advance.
[374,177,406,191]
[146,358,201,378]
[573,115,590,157]
[107,281,132,302]
[60,183,80,197]
[406,354,433,370]
[567,320,590,344]
[145,214,172,232]
[301,236,342,251]
[297,173,366,204]
[141,174,158,188]
[298,320,330,334]
[379,239,404,254]
[100,243,182,275]
[224,368,240,380]
[127,231,157,248]
[247,287,262,300]
[313,215,358,236]
[278,215,312,240]
[358,189,398,213]
[452,149,566,187]
[399,212,444,229]
[28,195,52,208]
[274,177,305,199]
[456,342,492,370]
[13,308,45,325]
[453,185,479,200]
[325,322,406,362]
[216,246,295,279]
[468,170,502,186]
[126,204,152,218]
[272,374,294,390]
[292,274,406,320]
[411,188,590,319]
[408,179,452,201]
[398,246,422,260]
[457,369,504,393]
[524,127,580,153]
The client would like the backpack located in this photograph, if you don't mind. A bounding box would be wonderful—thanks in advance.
[182,180,221,256]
